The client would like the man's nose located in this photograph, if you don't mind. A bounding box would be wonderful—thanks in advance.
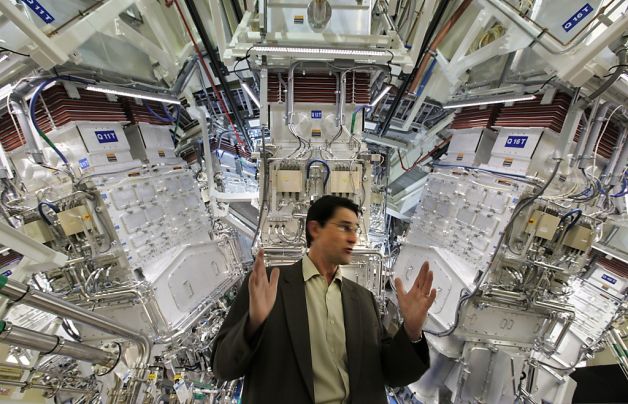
[347,232,357,245]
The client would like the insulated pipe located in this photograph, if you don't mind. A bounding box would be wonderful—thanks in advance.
[607,127,628,186]
[578,103,611,170]
[0,320,115,366]
[9,99,44,163]
[572,99,600,167]
[0,275,151,365]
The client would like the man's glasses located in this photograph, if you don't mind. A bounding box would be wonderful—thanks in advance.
[329,222,361,235]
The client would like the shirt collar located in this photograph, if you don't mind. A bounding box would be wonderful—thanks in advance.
[302,254,343,283]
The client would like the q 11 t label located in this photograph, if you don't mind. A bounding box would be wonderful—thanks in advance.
[95,130,119,144]
[23,0,55,23]
[505,136,528,148]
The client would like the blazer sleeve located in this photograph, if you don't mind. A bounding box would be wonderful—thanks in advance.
[210,271,265,381]
[373,293,431,387]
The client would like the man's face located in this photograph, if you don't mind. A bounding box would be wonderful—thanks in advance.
[309,207,359,265]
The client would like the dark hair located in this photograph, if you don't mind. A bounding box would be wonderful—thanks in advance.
[305,196,360,247]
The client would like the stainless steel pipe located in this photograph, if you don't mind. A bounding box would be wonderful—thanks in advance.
[0,275,151,365]
[0,320,115,366]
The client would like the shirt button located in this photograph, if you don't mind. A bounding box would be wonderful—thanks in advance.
[330,320,335,325]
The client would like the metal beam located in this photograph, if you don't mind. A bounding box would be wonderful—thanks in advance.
[389,114,453,182]
[363,133,410,150]
[0,2,66,68]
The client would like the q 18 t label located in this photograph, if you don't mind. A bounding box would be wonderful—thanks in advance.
[563,3,593,32]
[95,130,119,144]
[311,110,323,119]
[505,136,528,148]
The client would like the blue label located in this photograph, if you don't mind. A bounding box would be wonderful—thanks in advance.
[95,130,119,144]
[23,0,55,23]
[79,158,90,169]
[311,110,322,119]
[563,3,593,32]
[601,274,617,285]
[505,136,528,148]
[1,270,12,277]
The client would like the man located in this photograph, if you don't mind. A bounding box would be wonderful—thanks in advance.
[212,196,436,403]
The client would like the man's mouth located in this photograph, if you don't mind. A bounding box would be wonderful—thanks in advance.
[344,248,353,254]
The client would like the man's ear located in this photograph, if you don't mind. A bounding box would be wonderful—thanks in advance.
[307,220,320,242]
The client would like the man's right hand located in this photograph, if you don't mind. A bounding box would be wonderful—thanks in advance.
[245,249,280,340]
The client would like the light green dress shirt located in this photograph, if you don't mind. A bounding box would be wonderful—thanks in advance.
[302,254,350,404]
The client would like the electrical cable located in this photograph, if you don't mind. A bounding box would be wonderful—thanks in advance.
[560,209,582,232]
[37,201,60,225]
[305,159,331,190]
[144,101,179,123]
[0,46,30,57]
[28,76,90,166]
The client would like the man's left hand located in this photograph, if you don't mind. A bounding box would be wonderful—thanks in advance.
[394,261,437,341]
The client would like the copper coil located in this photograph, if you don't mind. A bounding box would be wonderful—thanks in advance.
[597,256,628,280]
[268,73,370,104]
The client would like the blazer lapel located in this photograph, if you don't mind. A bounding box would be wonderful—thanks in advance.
[281,260,315,403]
[342,281,363,397]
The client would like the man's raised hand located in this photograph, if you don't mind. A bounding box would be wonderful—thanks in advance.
[394,261,437,341]
[245,249,280,339]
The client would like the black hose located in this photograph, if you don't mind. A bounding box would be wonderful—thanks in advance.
[377,0,451,137]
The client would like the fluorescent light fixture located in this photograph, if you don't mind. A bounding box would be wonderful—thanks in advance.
[252,46,390,58]
[370,85,392,107]
[0,54,9,63]
[443,93,537,109]
[85,85,181,105]
[621,73,628,82]
[240,82,260,108]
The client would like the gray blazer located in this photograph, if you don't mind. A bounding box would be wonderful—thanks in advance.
[211,259,430,404]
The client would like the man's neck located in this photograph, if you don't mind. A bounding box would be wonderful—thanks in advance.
[307,248,337,285]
